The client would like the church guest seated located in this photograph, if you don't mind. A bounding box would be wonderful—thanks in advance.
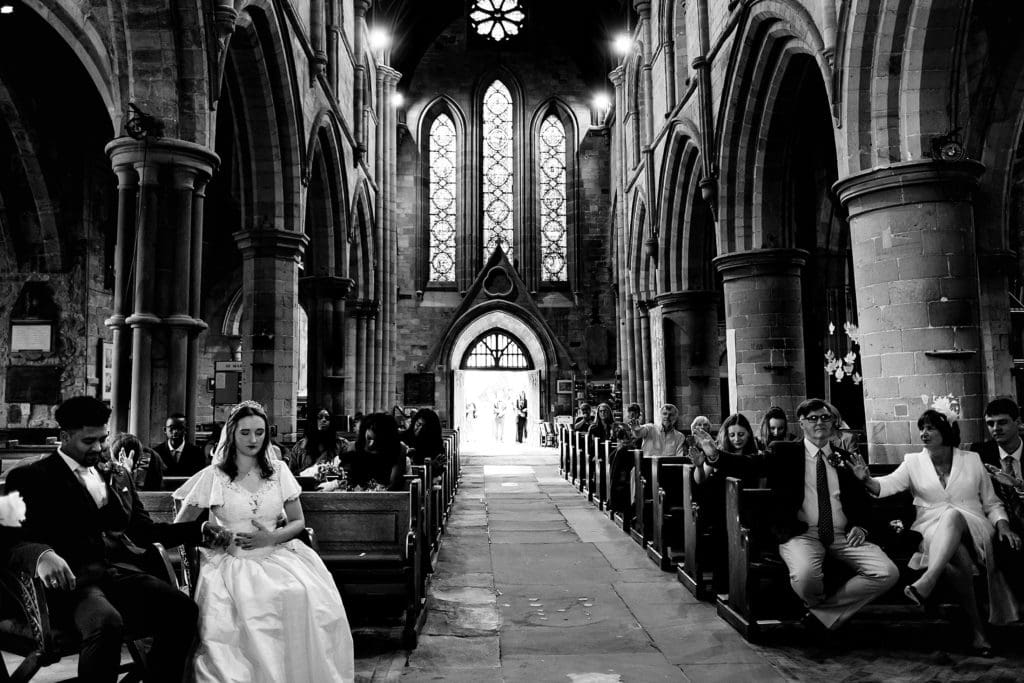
[329,413,410,492]
[109,432,163,491]
[153,413,206,477]
[402,408,444,471]
[203,424,222,466]
[587,403,626,492]
[683,415,712,453]
[573,403,595,432]
[826,402,860,455]
[757,406,795,452]
[691,412,764,592]
[609,403,643,514]
[290,408,351,476]
[849,409,1020,655]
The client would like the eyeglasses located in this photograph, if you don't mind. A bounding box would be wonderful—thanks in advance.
[801,414,834,424]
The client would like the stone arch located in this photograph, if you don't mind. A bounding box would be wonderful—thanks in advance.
[625,51,643,169]
[657,121,711,293]
[717,4,832,252]
[659,0,690,105]
[449,309,550,376]
[350,181,376,300]
[304,111,350,277]
[22,1,121,130]
[221,3,304,233]
[628,192,654,299]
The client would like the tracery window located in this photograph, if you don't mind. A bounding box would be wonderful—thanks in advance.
[538,115,567,282]
[482,81,514,262]
[469,0,525,42]
[428,114,457,281]
[462,330,532,369]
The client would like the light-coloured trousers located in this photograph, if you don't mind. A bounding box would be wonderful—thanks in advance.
[778,528,899,630]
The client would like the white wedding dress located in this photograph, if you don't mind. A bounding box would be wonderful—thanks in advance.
[174,460,355,682]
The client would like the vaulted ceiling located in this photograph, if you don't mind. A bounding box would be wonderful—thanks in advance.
[369,0,634,90]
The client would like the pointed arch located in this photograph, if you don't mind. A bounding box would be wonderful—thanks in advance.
[303,110,350,277]
[350,181,376,300]
[657,121,712,293]
[717,4,833,252]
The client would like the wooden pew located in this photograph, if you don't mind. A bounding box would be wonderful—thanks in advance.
[0,445,57,479]
[646,460,688,571]
[602,440,617,518]
[678,463,712,599]
[715,467,924,642]
[302,480,426,649]
[630,451,655,546]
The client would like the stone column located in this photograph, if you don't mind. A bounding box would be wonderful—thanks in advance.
[106,138,218,444]
[299,275,354,416]
[379,65,401,411]
[233,228,308,437]
[656,290,720,421]
[835,159,987,461]
[713,248,808,423]
[105,165,137,434]
[609,65,631,407]
[637,299,654,418]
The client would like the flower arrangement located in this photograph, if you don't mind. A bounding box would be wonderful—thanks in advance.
[824,321,862,385]
[0,491,26,527]
[315,461,346,484]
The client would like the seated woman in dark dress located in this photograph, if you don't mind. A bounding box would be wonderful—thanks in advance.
[290,408,351,476]
[342,412,410,491]
[402,408,444,467]
[691,412,765,592]
[587,403,627,492]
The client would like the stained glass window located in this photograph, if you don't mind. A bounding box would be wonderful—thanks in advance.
[463,331,531,369]
[483,81,514,262]
[539,115,567,281]
[429,114,457,282]
[469,0,525,42]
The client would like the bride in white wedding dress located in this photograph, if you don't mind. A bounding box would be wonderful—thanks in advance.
[173,401,354,683]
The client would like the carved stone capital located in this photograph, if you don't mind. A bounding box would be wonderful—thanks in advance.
[232,228,309,264]
[713,248,808,282]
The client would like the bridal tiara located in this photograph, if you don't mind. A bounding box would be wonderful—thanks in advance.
[229,400,267,420]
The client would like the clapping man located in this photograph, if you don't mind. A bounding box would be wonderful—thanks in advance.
[767,398,898,634]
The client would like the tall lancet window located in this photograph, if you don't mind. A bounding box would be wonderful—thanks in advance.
[538,114,567,281]
[482,81,514,262]
[428,114,457,281]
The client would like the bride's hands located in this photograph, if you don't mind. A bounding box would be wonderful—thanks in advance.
[234,520,277,549]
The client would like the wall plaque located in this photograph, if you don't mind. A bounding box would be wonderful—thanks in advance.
[403,373,435,406]
[11,324,53,352]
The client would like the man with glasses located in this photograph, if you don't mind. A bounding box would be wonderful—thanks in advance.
[766,398,898,635]
[153,413,205,477]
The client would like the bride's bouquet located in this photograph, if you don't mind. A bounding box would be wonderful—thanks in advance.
[0,491,26,527]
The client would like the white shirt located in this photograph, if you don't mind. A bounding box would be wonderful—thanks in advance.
[797,439,847,535]
[170,441,184,462]
[998,439,1023,480]
[58,448,109,508]
[634,423,688,458]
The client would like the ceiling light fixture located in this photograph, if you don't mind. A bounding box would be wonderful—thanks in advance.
[613,33,632,56]
[391,92,405,108]
[368,26,391,51]
[0,3,15,14]
[592,93,611,112]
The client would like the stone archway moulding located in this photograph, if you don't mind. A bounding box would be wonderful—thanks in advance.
[449,310,549,376]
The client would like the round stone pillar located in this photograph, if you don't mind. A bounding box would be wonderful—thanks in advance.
[835,159,986,461]
[233,228,309,437]
[106,137,218,444]
[713,248,808,423]
[656,290,720,422]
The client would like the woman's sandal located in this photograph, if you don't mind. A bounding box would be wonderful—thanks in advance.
[903,584,926,608]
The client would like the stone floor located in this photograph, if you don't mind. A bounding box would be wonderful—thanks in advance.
[10,442,1024,681]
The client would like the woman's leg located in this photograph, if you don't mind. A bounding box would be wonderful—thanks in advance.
[942,546,990,649]
[912,508,968,597]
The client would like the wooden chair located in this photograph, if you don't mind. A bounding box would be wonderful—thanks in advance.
[0,543,179,683]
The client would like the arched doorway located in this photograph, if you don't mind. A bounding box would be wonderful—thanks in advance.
[449,312,546,446]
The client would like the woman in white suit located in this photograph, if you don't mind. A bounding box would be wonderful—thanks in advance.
[849,409,1021,655]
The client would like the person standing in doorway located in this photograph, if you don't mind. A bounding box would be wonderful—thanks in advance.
[493,398,507,442]
[515,392,528,444]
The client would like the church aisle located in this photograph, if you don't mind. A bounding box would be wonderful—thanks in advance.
[384,444,782,682]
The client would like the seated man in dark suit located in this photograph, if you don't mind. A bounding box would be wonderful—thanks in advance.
[768,398,898,632]
[154,412,206,477]
[970,397,1024,595]
[0,396,226,683]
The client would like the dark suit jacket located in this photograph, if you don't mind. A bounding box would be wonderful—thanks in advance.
[154,441,206,478]
[970,439,1024,530]
[765,440,871,544]
[1,453,202,584]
